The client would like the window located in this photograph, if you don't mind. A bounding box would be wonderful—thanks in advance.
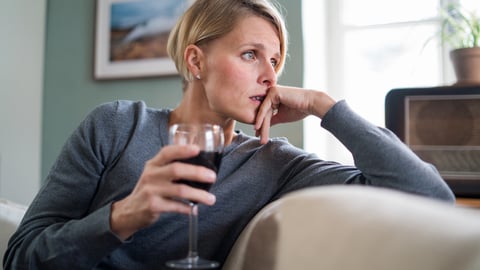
[302,0,475,164]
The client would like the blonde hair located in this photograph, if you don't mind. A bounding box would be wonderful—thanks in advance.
[167,0,288,83]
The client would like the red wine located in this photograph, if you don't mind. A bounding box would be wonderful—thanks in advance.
[175,151,222,192]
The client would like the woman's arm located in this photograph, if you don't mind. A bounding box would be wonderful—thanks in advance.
[4,101,220,269]
[4,102,129,269]
[321,100,455,202]
[255,86,455,202]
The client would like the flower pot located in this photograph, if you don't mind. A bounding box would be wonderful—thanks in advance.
[450,47,480,86]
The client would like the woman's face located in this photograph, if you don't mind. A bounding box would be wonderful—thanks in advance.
[200,15,281,124]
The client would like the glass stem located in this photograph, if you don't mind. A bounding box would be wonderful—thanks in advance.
[187,203,199,260]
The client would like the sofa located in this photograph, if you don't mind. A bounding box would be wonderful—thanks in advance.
[2,186,480,270]
[0,199,27,270]
[223,186,480,270]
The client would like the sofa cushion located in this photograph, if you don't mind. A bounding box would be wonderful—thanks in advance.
[224,186,480,270]
[0,198,27,265]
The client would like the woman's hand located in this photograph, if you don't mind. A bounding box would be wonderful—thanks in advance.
[254,85,336,144]
[110,144,217,240]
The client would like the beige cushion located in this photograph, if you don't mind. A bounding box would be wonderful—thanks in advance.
[224,186,480,270]
[0,198,27,269]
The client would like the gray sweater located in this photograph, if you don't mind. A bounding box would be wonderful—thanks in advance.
[4,100,454,269]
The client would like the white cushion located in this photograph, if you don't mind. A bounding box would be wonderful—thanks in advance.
[224,186,480,270]
[0,198,27,266]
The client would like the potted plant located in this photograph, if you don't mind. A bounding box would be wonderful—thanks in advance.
[440,3,480,85]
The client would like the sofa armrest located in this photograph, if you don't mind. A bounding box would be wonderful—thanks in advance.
[0,198,27,267]
[224,186,480,270]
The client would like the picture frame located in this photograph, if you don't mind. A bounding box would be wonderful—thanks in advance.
[94,0,191,80]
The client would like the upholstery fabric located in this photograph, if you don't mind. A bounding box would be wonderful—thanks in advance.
[224,186,480,270]
[0,198,27,270]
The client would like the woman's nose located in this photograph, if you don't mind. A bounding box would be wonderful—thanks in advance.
[260,63,277,87]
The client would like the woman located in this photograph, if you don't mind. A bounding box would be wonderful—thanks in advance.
[4,0,454,269]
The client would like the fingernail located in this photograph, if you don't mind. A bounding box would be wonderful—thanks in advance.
[208,194,216,204]
[206,171,216,181]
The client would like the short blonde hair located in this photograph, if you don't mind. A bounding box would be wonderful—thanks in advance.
[167,0,288,82]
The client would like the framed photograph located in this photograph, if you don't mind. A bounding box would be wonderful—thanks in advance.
[94,0,191,79]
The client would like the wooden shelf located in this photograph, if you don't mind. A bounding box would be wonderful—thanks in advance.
[456,197,480,209]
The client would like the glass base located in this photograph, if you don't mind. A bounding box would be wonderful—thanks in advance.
[166,256,219,269]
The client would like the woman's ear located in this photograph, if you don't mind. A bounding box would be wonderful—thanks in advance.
[184,44,204,79]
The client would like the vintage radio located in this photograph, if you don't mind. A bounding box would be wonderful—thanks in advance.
[385,86,480,197]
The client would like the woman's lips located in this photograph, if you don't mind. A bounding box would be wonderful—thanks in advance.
[250,95,265,102]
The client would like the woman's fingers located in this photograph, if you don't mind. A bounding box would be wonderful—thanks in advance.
[131,162,217,216]
[254,86,335,144]
[254,89,279,130]
[256,109,274,144]
[161,161,217,204]
[141,160,217,204]
[165,182,217,205]
[254,88,280,143]
[110,145,219,239]
[110,191,192,240]
[142,143,217,202]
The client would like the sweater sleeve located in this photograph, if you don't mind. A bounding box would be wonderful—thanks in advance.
[319,100,455,202]
[3,101,136,270]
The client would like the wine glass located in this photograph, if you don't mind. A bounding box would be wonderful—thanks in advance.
[166,123,224,269]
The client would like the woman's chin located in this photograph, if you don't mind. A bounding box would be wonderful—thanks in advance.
[232,113,256,125]
[236,119,255,126]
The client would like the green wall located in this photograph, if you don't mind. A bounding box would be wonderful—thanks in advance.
[42,0,304,180]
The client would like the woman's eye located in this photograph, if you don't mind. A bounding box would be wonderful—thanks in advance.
[270,59,278,68]
[242,51,255,61]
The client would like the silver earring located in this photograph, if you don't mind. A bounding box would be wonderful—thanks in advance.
[195,74,201,80]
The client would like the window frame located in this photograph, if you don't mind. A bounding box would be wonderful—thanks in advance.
[302,0,459,163]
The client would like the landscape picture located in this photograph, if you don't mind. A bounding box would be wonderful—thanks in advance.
[95,0,191,79]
